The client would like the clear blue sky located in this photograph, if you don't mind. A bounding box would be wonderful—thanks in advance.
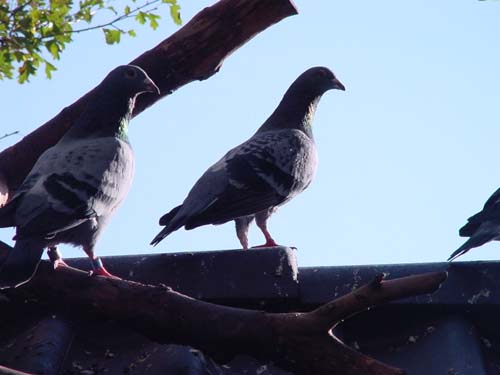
[1,1,500,267]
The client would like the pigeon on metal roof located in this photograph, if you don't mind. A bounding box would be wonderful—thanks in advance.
[151,66,345,249]
[449,188,500,261]
[0,65,159,288]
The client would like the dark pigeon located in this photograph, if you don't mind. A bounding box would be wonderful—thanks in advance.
[449,188,500,261]
[151,66,345,249]
[0,65,159,288]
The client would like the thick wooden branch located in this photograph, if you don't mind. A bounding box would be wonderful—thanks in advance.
[4,258,446,375]
[309,272,448,330]
[0,0,298,205]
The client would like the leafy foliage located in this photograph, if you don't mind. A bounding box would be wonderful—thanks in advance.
[0,0,182,83]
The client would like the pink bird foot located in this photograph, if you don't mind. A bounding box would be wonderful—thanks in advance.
[47,247,69,270]
[89,257,121,279]
[252,239,279,248]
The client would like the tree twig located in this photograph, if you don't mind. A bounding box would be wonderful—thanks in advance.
[57,1,162,36]
[0,132,19,141]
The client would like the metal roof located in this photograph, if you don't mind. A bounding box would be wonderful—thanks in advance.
[0,247,497,374]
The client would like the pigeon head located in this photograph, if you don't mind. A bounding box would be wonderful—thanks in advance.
[289,66,345,98]
[258,67,344,134]
[61,65,160,142]
[102,65,160,97]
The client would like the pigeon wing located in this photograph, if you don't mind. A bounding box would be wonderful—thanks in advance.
[181,130,315,229]
[13,137,133,238]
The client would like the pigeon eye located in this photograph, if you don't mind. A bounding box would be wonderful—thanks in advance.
[125,69,137,78]
[318,69,328,77]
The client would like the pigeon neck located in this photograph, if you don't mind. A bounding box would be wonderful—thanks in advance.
[260,93,322,138]
[116,99,134,141]
[61,95,135,142]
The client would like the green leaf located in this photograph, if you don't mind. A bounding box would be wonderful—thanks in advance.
[44,60,56,78]
[4,0,184,82]
[169,4,181,25]
[135,11,146,24]
[45,40,61,59]
[18,59,37,83]
[107,5,117,15]
[103,28,121,44]
[0,51,14,80]
[148,13,160,30]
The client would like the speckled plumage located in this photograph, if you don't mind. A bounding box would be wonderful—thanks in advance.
[151,66,345,248]
[0,65,159,288]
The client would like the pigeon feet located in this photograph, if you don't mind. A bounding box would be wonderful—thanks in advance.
[252,239,279,248]
[47,247,69,270]
[89,257,121,279]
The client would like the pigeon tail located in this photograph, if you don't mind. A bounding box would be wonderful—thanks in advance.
[159,205,182,226]
[458,211,485,237]
[448,232,497,261]
[150,225,178,246]
[151,205,185,246]
[0,238,44,289]
[458,221,479,238]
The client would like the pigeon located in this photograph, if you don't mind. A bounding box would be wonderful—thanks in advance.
[0,65,159,288]
[151,66,345,249]
[449,188,500,261]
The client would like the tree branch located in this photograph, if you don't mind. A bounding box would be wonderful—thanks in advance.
[309,272,447,330]
[3,256,446,375]
[62,1,161,36]
[0,0,298,206]
[0,132,19,141]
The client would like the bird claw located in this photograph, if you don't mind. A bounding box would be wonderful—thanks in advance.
[47,247,69,270]
[52,258,69,270]
[252,239,279,248]
[89,257,121,279]
[89,268,121,279]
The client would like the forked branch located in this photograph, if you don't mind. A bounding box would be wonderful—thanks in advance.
[3,256,446,375]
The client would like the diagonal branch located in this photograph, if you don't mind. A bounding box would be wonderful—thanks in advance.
[0,132,19,141]
[309,272,448,331]
[0,0,298,205]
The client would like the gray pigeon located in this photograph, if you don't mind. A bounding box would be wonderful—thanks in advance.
[449,188,500,261]
[151,66,345,249]
[0,65,159,288]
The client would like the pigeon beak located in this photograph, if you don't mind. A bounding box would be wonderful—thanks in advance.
[331,78,345,91]
[144,79,161,95]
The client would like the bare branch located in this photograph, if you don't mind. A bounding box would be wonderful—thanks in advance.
[0,132,19,141]
[309,271,447,330]
[59,1,162,37]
